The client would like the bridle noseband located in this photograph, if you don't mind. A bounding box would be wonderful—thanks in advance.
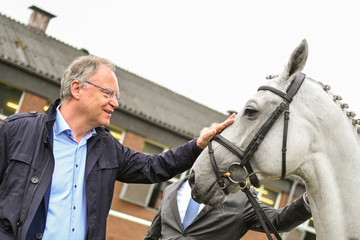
[208,73,306,192]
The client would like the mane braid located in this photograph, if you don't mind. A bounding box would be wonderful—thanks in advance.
[310,77,360,135]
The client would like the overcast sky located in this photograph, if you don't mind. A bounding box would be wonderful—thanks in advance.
[2,0,359,116]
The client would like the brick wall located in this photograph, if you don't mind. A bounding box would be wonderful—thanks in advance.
[19,92,48,113]
[106,131,155,239]
[122,131,145,152]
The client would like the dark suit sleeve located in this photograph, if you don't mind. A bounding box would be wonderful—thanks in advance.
[243,188,312,233]
[144,203,163,240]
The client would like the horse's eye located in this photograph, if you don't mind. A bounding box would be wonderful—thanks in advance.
[244,108,258,117]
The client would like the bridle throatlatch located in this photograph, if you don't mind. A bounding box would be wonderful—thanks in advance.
[207,73,306,240]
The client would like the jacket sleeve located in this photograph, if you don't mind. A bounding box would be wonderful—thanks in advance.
[243,188,312,233]
[144,186,168,240]
[143,207,162,240]
[116,138,202,183]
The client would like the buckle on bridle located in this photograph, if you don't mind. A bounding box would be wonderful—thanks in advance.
[238,179,250,191]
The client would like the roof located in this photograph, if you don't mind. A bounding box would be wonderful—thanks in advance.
[0,12,228,138]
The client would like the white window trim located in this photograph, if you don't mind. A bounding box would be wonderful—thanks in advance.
[15,91,25,114]
[108,125,126,143]
[119,130,126,144]
[257,184,282,209]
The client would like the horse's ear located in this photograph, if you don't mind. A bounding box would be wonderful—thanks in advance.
[282,39,308,81]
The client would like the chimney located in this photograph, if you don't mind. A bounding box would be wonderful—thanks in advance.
[27,5,56,34]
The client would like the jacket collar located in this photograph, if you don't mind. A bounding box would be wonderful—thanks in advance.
[46,99,61,118]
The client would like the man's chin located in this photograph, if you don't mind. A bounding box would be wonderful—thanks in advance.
[100,118,111,127]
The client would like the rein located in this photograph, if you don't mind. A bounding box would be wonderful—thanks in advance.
[207,73,306,240]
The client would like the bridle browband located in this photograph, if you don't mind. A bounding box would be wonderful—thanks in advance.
[207,73,306,240]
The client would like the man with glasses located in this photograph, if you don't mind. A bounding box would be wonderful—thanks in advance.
[0,55,235,240]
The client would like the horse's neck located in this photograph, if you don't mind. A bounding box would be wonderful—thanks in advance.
[299,121,360,239]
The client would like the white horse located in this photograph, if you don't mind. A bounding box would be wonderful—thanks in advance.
[189,39,360,240]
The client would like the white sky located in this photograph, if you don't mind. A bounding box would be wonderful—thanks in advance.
[1,0,359,116]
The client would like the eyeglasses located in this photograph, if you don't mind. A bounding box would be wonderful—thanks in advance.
[85,81,120,101]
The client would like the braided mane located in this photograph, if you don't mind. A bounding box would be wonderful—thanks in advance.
[266,74,360,136]
[308,77,360,137]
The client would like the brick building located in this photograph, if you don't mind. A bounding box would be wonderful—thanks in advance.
[0,6,315,240]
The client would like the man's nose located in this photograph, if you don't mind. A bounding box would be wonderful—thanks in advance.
[110,98,119,108]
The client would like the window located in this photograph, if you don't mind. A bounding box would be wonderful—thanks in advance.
[255,184,317,240]
[254,185,281,208]
[107,125,125,142]
[0,82,23,120]
[43,101,51,112]
[299,218,316,240]
[284,218,316,240]
[120,139,183,209]
[142,141,164,155]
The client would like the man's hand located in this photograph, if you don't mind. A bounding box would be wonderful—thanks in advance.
[196,113,236,150]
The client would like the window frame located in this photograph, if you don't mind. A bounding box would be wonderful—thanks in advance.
[120,138,174,209]
[0,82,24,120]
[107,125,125,143]
[255,184,282,208]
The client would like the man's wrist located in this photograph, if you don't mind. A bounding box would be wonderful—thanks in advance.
[195,143,203,152]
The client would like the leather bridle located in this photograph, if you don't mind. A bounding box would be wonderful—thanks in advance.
[207,73,306,240]
[208,72,306,191]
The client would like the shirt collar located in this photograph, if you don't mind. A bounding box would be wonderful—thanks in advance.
[54,105,96,138]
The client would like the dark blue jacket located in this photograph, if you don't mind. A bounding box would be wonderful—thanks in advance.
[0,99,200,240]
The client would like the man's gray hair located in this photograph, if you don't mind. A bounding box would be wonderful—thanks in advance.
[60,55,116,102]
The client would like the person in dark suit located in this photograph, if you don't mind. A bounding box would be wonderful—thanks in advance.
[144,177,311,240]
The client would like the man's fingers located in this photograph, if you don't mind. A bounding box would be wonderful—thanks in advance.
[215,113,236,134]
[205,129,216,141]
[196,114,236,150]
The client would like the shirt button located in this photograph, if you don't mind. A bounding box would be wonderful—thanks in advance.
[36,233,43,239]
[74,185,77,188]
[72,228,75,232]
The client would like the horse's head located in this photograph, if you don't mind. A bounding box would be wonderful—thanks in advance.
[189,39,317,207]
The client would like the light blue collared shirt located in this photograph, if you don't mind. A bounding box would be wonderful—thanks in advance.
[177,180,204,223]
[42,106,96,240]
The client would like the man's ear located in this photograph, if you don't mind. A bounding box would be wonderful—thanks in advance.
[71,80,82,100]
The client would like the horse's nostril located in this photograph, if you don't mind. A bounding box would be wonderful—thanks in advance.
[188,171,195,188]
